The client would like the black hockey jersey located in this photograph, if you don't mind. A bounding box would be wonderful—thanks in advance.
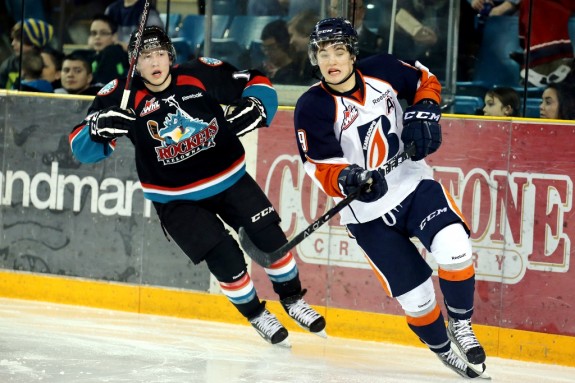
[69,57,278,203]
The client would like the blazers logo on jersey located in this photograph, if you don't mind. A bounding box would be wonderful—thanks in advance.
[140,97,160,117]
[150,95,219,165]
[341,104,358,131]
[357,116,399,169]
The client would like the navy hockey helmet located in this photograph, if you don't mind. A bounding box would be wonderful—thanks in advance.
[308,18,359,66]
[128,26,176,62]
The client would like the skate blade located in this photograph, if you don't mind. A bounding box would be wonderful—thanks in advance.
[273,338,292,348]
[450,344,491,380]
[312,329,327,339]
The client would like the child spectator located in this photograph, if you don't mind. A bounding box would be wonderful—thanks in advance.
[483,87,521,117]
[0,18,53,89]
[86,14,129,85]
[14,50,53,93]
[41,47,64,90]
[55,53,100,96]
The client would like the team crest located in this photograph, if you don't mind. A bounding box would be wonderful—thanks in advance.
[97,79,118,96]
[341,104,359,130]
[151,95,219,165]
[199,57,223,66]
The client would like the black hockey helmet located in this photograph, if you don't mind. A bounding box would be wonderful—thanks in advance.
[308,18,359,66]
[128,26,176,62]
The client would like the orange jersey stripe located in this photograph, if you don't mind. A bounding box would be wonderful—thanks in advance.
[308,160,348,198]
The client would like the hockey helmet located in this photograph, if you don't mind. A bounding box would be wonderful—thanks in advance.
[308,18,359,66]
[128,26,176,62]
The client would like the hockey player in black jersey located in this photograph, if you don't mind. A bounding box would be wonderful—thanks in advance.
[293,18,489,378]
[69,26,326,347]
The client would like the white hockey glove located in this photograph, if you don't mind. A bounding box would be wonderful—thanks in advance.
[224,96,267,137]
[401,99,442,161]
[88,106,135,143]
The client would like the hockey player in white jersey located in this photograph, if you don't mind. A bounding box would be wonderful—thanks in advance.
[293,18,489,379]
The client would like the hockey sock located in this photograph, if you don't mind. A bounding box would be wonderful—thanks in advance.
[407,303,451,354]
[264,251,302,299]
[439,266,476,320]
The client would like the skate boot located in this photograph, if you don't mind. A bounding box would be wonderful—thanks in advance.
[447,317,486,364]
[437,344,488,379]
[280,289,327,338]
[249,304,290,348]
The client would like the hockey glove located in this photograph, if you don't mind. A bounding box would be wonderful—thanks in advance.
[88,106,135,143]
[225,96,267,137]
[338,164,388,203]
[401,99,442,161]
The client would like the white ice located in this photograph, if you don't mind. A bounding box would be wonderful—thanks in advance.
[0,297,573,383]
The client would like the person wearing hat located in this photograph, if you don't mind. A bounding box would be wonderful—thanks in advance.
[0,18,54,89]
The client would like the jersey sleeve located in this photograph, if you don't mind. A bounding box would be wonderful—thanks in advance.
[294,89,348,198]
[358,53,442,105]
[68,80,123,163]
[183,59,278,125]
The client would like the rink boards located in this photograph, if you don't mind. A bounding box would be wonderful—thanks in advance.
[0,92,573,367]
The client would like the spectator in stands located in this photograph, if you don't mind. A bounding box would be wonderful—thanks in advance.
[258,19,301,85]
[393,0,448,79]
[55,53,100,96]
[329,0,383,60]
[539,82,575,120]
[87,14,129,85]
[41,47,64,90]
[0,18,53,89]
[105,0,164,49]
[287,10,319,84]
[13,50,53,93]
[482,87,520,117]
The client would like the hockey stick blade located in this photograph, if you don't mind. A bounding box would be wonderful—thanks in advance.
[239,144,416,267]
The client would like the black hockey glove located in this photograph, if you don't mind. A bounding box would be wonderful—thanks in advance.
[401,99,442,161]
[225,96,267,137]
[88,106,135,143]
[338,164,388,203]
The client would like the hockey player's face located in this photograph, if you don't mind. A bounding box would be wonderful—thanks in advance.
[137,48,172,91]
[316,42,355,91]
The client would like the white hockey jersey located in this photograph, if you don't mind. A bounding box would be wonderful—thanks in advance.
[294,53,441,224]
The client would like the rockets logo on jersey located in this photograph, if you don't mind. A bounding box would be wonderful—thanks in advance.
[149,95,219,165]
[341,104,358,130]
[356,116,399,169]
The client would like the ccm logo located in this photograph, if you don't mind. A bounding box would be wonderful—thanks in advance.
[419,207,447,230]
[251,207,275,222]
[404,111,441,122]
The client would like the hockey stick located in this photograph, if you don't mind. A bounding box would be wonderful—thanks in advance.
[239,143,416,267]
[120,0,151,109]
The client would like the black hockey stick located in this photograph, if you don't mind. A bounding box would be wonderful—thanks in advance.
[239,143,416,267]
[120,0,151,109]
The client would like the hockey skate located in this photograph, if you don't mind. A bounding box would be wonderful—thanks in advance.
[447,317,486,364]
[249,305,290,348]
[437,344,490,379]
[280,289,327,338]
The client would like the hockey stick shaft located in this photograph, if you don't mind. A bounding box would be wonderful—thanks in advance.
[239,143,416,267]
[120,0,151,109]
